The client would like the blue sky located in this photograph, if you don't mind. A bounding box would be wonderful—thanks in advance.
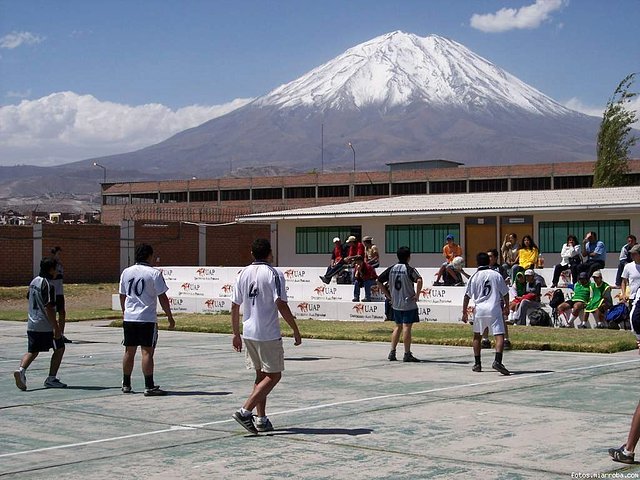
[0,0,638,166]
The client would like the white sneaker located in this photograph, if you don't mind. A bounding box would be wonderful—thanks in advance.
[44,377,67,388]
[14,370,27,391]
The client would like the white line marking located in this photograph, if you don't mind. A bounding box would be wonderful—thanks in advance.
[1,357,638,458]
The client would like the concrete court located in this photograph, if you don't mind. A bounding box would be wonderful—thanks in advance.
[2,319,640,480]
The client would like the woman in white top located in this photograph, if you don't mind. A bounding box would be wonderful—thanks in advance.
[550,235,581,288]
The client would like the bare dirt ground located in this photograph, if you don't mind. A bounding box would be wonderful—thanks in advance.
[0,283,117,312]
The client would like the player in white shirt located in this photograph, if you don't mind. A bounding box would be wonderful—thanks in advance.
[621,244,640,307]
[119,243,175,396]
[462,252,510,375]
[231,238,301,434]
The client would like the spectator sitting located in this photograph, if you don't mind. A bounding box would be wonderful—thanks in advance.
[362,236,380,268]
[558,271,591,328]
[514,269,542,326]
[506,271,527,324]
[352,256,378,302]
[550,235,581,288]
[442,256,470,286]
[616,235,637,288]
[501,233,520,283]
[434,234,462,285]
[586,270,613,328]
[576,231,606,278]
[512,235,539,279]
[343,235,365,265]
[319,237,347,284]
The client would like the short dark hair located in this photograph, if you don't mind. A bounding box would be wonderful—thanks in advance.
[39,257,58,278]
[476,252,490,267]
[251,238,272,260]
[488,248,499,258]
[396,246,411,263]
[50,246,61,254]
[629,235,637,243]
[135,243,154,263]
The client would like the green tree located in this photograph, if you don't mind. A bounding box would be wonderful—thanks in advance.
[594,73,638,187]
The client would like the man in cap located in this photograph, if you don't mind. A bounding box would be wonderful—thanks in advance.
[320,237,347,284]
[586,270,613,328]
[362,236,379,268]
[434,234,462,285]
[557,271,591,328]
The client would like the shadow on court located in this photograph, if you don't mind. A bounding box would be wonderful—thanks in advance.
[167,391,232,397]
[269,427,374,436]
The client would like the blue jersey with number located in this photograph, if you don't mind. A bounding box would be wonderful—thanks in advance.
[119,262,168,322]
[465,266,509,319]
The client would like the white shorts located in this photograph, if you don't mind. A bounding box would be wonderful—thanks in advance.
[244,338,285,373]
[473,315,505,336]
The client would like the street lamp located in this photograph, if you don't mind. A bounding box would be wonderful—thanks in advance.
[93,162,106,183]
[348,142,356,171]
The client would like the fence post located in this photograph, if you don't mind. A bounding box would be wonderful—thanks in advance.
[199,224,207,266]
[120,220,135,272]
[33,223,43,277]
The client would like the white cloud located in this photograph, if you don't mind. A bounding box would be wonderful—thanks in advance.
[5,89,32,99]
[470,0,566,33]
[564,97,640,126]
[0,92,253,166]
[0,31,45,49]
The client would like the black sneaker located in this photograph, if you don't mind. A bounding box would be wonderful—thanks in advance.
[609,445,635,464]
[122,383,133,394]
[144,385,167,396]
[352,298,359,302]
[472,364,482,372]
[388,350,397,361]
[403,352,420,362]
[433,281,443,286]
[233,411,258,434]
[255,418,274,433]
[61,335,72,344]
[504,339,512,350]
[319,276,330,284]
[481,338,491,349]
[492,361,510,376]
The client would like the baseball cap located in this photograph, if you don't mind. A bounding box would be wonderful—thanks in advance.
[346,235,357,243]
[578,271,589,280]
[592,270,602,277]
[362,235,373,242]
[631,244,640,254]
[524,269,534,276]
[332,237,341,243]
[446,234,454,241]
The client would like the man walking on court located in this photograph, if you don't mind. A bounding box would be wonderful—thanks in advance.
[119,243,175,396]
[231,238,302,434]
[462,252,511,375]
[378,246,422,363]
[14,257,67,391]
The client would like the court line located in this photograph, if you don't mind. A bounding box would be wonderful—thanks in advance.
[1,356,638,459]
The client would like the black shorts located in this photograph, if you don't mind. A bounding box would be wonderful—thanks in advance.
[123,321,158,348]
[28,331,65,353]
[55,295,66,313]
[565,299,585,309]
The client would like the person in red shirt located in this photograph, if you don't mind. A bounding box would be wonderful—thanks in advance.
[353,256,378,302]
[434,234,462,285]
[320,237,347,284]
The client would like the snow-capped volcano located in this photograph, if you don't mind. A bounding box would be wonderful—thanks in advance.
[257,31,571,116]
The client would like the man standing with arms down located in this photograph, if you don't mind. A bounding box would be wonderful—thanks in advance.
[378,246,422,363]
[462,252,511,375]
[119,243,175,396]
[14,257,67,390]
[231,238,302,434]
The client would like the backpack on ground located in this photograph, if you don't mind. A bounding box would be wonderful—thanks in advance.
[529,308,552,327]
[606,302,629,329]
[548,289,565,309]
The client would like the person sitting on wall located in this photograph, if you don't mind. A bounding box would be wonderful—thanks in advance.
[512,235,539,279]
[319,237,347,284]
[442,256,470,286]
[513,269,542,326]
[550,235,581,288]
[557,271,592,328]
[362,236,380,268]
[585,270,613,328]
[576,231,606,279]
[501,233,520,283]
[434,234,463,285]
[343,235,365,265]
[616,235,637,288]
[352,256,378,302]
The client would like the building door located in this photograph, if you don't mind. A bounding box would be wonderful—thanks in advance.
[499,216,534,251]
[465,217,497,267]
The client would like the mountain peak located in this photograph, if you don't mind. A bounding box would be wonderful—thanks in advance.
[255,31,572,116]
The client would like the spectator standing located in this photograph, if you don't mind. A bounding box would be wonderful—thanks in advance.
[362,236,380,268]
[434,234,462,285]
[378,246,422,363]
[119,243,175,396]
[462,252,510,375]
[13,257,67,391]
[501,233,520,282]
[353,256,378,302]
[231,238,301,434]
[550,235,581,287]
[616,235,637,288]
[49,246,71,343]
[577,231,606,278]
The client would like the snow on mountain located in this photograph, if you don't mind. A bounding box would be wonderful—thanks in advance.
[256,30,573,116]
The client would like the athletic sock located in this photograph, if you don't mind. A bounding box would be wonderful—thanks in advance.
[569,314,578,326]
[144,375,155,389]
[123,374,131,387]
[495,352,503,364]
[19,366,26,373]
[255,416,268,424]
[624,448,634,456]
[474,355,481,365]
[239,407,252,417]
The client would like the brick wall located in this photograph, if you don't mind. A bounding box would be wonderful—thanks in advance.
[206,223,270,266]
[134,221,200,267]
[0,226,33,286]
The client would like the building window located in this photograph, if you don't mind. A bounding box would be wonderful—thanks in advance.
[296,226,362,254]
[511,177,551,191]
[538,220,630,252]
[469,178,508,193]
[103,194,129,205]
[131,193,157,204]
[553,175,593,189]
[190,190,218,202]
[354,183,389,197]
[318,185,349,198]
[385,224,460,254]
[392,182,427,195]
[429,180,467,194]
[285,186,316,199]
[220,189,250,201]
[159,191,187,203]
[252,187,282,200]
